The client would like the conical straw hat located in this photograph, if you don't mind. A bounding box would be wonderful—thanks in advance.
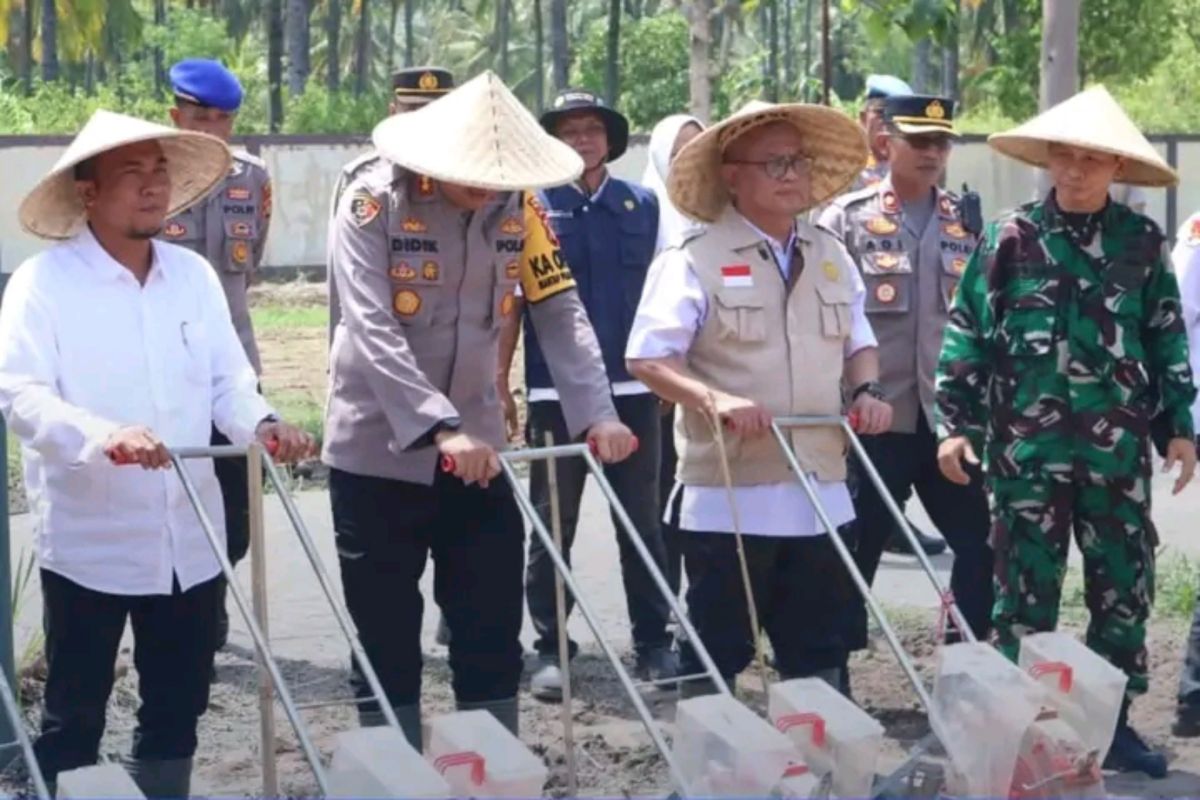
[373,70,583,191]
[667,100,868,223]
[19,109,232,241]
[988,85,1176,187]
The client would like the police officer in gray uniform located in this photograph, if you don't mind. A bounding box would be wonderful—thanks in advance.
[328,67,455,342]
[820,95,993,659]
[325,71,637,749]
[163,58,272,649]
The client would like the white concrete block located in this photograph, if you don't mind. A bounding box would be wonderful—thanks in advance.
[327,727,451,799]
[55,763,144,799]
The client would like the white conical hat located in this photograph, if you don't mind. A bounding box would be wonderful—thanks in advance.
[18,109,232,241]
[988,85,1176,187]
[373,70,583,191]
[667,100,868,223]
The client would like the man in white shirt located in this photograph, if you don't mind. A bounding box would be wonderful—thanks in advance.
[627,101,890,695]
[0,110,311,797]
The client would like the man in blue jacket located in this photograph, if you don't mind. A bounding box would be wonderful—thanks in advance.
[497,89,677,701]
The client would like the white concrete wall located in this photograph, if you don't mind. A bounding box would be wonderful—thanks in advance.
[0,137,1192,273]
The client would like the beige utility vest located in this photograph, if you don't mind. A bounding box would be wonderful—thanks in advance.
[677,208,856,485]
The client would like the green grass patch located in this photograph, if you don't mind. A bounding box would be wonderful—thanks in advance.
[266,392,325,445]
[1059,552,1198,622]
[250,305,328,331]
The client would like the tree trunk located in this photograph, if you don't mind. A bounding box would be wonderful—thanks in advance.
[550,0,568,91]
[911,37,930,92]
[495,0,510,81]
[267,0,284,130]
[84,50,95,95]
[605,0,620,103]
[153,0,166,94]
[386,0,399,77]
[768,0,779,101]
[687,0,713,122]
[820,0,830,104]
[354,0,371,95]
[533,0,544,112]
[802,0,812,101]
[327,0,341,90]
[1037,0,1079,192]
[286,0,311,96]
[404,0,414,67]
[942,2,959,100]
[41,0,58,81]
[783,0,794,98]
[20,0,32,95]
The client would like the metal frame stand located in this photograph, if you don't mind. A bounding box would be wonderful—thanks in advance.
[0,664,49,799]
[495,443,732,795]
[170,444,403,797]
[770,416,978,798]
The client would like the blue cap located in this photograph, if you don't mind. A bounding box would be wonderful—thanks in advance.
[169,59,244,112]
[865,74,913,100]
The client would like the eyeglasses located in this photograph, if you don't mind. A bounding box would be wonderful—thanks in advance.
[725,154,814,180]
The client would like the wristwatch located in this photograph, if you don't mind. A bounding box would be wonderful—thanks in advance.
[851,380,886,401]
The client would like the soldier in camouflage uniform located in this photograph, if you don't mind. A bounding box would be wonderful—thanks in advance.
[936,86,1197,777]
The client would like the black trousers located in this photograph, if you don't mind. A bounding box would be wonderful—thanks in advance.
[846,414,993,649]
[210,426,250,566]
[524,394,672,658]
[33,570,221,781]
[675,496,854,681]
[330,467,525,708]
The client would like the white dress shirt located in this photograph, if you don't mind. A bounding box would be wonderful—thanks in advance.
[1172,211,1200,433]
[625,213,877,537]
[0,227,274,596]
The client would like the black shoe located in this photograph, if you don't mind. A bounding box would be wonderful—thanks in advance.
[883,519,948,556]
[1174,703,1200,738]
[636,646,681,685]
[1104,718,1167,779]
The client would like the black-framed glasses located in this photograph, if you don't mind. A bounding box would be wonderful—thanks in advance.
[724,154,814,180]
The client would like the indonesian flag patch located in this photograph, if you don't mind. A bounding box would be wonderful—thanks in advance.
[721,264,753,288]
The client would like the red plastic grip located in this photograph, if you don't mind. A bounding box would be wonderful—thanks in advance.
[848,410,862,432]
[1029,661,1074,693]
[433,751,486,785]
[775,712,827,748]
[441,454,456,473]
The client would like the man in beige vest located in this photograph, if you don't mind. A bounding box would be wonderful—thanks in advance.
[325,72,635,748]
[627,101,891,694]
[821,95,993,663]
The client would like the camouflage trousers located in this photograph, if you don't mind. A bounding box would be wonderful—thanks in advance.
[990,474,1156,695]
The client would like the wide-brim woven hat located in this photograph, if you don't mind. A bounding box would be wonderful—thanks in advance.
[373,70,584,191]
[988,85,1176,187]
[19,109,232,241]
[668,100,868,222]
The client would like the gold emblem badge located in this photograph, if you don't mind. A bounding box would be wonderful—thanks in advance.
[624,199,636,211]
[881,191,900,214]
[231,241,249,264]
[417,175,435,196]
[505,260,520,280]
[401,217,428,233]
[390,262,416,281]
[938,196,954,217]
[822,261,839,281]
[418,71,439,91]
[875,282,897,304]
[226,187,251,201]
[164,222,187,239]
[951,257,967,274]
[500,290,516,318]
[942,222,968,240]
[500,217,524,235]
[393,289,422,316]
[421,261,440,281]
[875,253,900,271]
[231,221,252,237]
[865,217,899,236]
[925,100,946,120]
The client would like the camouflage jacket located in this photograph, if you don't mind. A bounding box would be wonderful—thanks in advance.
[935,194,1196,480]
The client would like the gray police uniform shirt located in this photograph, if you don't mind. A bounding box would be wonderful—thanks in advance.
[820,176,978,433]
[327,150,383,343]
[164,151,271,374]
[323,159,618,484]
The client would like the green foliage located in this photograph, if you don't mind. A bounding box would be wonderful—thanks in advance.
[282,84,387,135]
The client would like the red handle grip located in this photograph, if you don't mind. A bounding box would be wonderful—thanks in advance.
[1029,661,1074,693]
[441,454,456,472]
[433,751,486,785]
[775,712,827,748]
[848,410,862,432]
[109,451,135,466]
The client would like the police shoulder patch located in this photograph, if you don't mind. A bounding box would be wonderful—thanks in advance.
[519,193,575,304]
[350,192,382,227]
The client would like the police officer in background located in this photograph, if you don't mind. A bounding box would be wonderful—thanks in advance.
[853,75,912,191]
[164,58,272,652]
[497,89,677,702]
[820,95,994,665]
[325,71,636,749]
[329,67,456,340]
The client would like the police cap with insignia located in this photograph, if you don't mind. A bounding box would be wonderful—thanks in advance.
[539,88,630,162]
[392,66,455,106]
[169,58,244,112]
[883,94,959,137]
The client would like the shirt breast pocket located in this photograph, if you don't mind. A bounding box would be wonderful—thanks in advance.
[713,289,767,342]
[222,219,257,274]
[996,277,1060,357]
[1102,258,1149,319]
[816,281,853,339]
[177,319,212,390]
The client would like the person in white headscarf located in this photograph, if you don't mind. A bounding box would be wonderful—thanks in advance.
[641,114,705,254]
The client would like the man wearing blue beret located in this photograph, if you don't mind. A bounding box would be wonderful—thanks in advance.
[163,57,273,659]
[853,74,913,192]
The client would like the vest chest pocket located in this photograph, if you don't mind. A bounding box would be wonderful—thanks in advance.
[222,219,257,274]
[387,260,443,327]
[713,289,767,342]
[815,281,853,339]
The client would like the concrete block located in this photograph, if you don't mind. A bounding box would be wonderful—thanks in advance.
[327,726,451,799]
[55,763,144,799]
